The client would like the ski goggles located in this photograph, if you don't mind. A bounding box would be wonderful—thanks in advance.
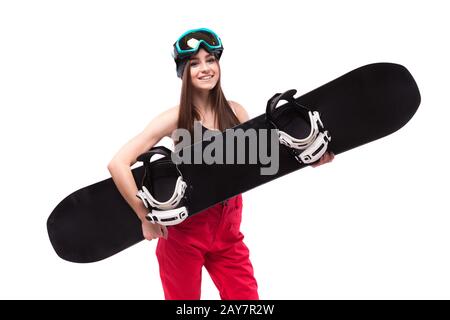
[173,28,223,60]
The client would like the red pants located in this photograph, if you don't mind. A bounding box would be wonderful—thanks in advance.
[156,194,259,300]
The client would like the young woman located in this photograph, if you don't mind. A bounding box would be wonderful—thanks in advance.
[107,28,334,300]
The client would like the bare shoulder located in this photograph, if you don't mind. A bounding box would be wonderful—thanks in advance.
[108,105,180,167]
[143,105,179,138]
[228,100,250,123]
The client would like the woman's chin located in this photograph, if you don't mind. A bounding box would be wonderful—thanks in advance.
[193,81,218,91]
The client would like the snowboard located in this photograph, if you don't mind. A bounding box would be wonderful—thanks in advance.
[47,63,421,263]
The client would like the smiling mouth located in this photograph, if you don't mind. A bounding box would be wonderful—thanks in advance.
[198,75,213,80]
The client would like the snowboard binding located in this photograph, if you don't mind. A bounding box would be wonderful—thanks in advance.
[136,146,189,226]
[266,89,331,164]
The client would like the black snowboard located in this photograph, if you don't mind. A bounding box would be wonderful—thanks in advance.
[47,63,421,263]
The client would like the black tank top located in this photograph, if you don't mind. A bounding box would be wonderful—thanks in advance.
[201,124,220,132]
[200,124,229,206]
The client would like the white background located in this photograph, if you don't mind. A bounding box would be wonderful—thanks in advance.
[1,0,449,299]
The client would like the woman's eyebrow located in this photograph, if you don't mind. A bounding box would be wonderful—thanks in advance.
[191,54,213,61]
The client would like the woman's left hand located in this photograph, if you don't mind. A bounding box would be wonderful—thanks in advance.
[311,151,335,168]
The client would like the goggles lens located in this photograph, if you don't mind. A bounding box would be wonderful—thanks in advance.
[177,29,221,52]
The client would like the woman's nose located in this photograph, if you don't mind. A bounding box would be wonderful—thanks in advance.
[199,61,211,72]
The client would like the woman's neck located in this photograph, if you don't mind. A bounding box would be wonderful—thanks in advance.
[192,89,212,113]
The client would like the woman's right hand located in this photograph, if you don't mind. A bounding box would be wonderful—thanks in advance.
[141,219,168,241]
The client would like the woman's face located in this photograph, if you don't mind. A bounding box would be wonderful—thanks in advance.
[189,48,220,91]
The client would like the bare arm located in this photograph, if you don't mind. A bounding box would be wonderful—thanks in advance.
[107,106,179,223]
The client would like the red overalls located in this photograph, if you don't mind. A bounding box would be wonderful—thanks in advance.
[156,194,259,300]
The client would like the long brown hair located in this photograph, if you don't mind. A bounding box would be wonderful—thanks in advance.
[177,60,240,135]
